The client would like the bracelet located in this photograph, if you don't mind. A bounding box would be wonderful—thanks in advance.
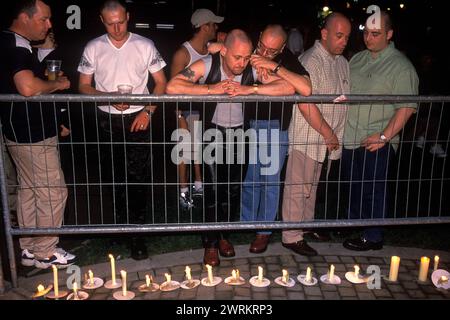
[273,63,282,74]
[143,109,154,117]
[253,84,259,94]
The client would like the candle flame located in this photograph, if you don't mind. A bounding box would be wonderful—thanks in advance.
[37,284,45,292]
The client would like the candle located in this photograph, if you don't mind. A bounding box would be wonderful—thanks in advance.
[145,275,151,287]
[108,254,116,285]
[258,266,263,283]
[73,282,78,299]
[185,266,192,281]
[434,255,439,271]
[52,265,59,297]
[236,269,240,280]
[37,284,45,293]
[206,264,213,284]
[165,273,171,283]
[418,256,430,282]
[306,267,312,283]
[232,270,237,280]
[389,256,400,282]
[328,265,335,281]
[121,270,127,296]
[354,265,360,278]
[282,269,289,283]
[88,270,94,286]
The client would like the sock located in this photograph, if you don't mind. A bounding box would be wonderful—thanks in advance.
[194,180,203,190]
[180,187,189,194]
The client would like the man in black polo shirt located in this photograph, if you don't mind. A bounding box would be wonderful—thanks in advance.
[0,0,73,269]
[241,24,311,254]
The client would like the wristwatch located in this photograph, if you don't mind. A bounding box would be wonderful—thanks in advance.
[380,133,387,142]
[144,109,154,117]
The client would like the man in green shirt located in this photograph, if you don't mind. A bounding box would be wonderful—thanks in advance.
[342,11,419,251]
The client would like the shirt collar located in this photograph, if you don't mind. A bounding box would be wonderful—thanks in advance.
[315,40,339,61]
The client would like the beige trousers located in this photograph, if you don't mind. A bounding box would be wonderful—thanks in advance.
[6,136,67,259]
[282,149,322,243]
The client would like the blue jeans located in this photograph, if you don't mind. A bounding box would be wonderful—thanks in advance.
[341,145,394,242]
[241,120,289,235]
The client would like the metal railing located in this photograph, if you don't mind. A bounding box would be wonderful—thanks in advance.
[1,94,450,288]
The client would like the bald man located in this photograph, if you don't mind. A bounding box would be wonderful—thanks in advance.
[282,13,351,256]
[167,29,295,266]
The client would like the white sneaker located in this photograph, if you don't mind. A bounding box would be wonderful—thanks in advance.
[429,144,447,158]
[21,249,35,267]
[34,250,76,269]
[416,135,425,149]
[55,247,76,260]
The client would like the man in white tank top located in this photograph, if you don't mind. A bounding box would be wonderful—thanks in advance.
[170,9,224,210]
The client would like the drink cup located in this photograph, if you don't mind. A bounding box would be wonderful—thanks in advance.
[117,84,133,94]
[46,60,61,81]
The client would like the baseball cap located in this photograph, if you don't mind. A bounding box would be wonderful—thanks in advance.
[191,9,224,28]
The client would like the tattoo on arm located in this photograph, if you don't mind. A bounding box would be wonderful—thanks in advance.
[180,67,196,81]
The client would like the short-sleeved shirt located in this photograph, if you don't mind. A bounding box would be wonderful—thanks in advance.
[0,30,58,143]
[290,40,350,162]
[78,32,166,114]
[344,42,419,149]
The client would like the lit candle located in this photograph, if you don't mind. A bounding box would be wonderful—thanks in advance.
[389,256,400,282]
[145,275,151,287]
[121,270,127,296]
[434,255,439,271]
[258,266,263,283]
[165,273,171,283]
[418,256,430,282]
[439,276,448,284]
[306,267,312,283]
[236,269,240,280]
[88,270,94,286]
[52,265,59,297]
[73,282,78,299]
[232,270,237,280]
[108,254,116,285]
[282,269,289,283]
[185,266,192,281]
[328,265,335,281]
[354,265,360,278]
[206,264,213,284]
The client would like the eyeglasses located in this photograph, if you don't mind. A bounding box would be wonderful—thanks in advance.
[256,40,281,57]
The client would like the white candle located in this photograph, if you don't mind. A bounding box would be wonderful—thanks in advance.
[389,256,400,282]
[73,282,78,294]
[108,254,116,285]
[418,256,430,282]
[185,266,192,281]
[52,265,59,297]
[354,265,360,278]
[165,273,171,283]
[88,270,94,285]
[434,255,439,271]
[328,265,335,281]
[145,275,151,287]
[121,270,127,296]
[282,269,289,283]
[232,270,237,280]
[206,264,213,284]
[306,267,312,283]
[258,266,263,283]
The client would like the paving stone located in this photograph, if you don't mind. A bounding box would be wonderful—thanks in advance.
[293,255,310,263]
[340,256,355,264]
[90,293,110,300]
[287,292,305,300]
[407,290,427,299]
[280,256,297,267]
[342,297,358,300]
[233,259,250,266]
[355,284,372,293]
[324,256,341,263]
[354,257,369,264]
[269,288,286,297]
[253,292,269,300]
[306,295,323,300]
[267,264,280,272]
[215,291,234,300]
[160,290,180,300]
[333,264,347,272]
[373,289,393,298]
[392,293,410,299]
[196,285,215,300]
[421,285,440,295]
[235,287,251,297]
[387,284,405,293]
[357,292,376,300]
[402,281,420,290]
[233,295,250,300]
[304,286,322,296]
[320,284,338,292]
[323,291,341,299]
[401,260,417,268]
[286,285,303,292]
[338,287,356,297]
[144,291,161,300]
[426,295,444,300]
[216,284,233,292]
[171,265,188,274]
[368,257,385,265]
[250,257,265,264]
[310,256,325,263]
[264,256,279,264]
[220,260,234,267]
[179,289,198,300]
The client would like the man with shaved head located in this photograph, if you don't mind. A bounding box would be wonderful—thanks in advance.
[282,13,351,256]
[342,11,418,251]
[167,29,295,266]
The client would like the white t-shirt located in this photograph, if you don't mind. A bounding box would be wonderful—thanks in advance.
[78,32,166,114]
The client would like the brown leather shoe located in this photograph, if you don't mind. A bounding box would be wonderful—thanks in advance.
[218,239,235,257]
[249,234,270,253]
[282,240,318,256]
[203,247,220,266]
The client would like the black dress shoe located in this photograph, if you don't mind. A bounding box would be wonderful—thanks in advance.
[130,238,149,260]
[306,231,331,242]
[282,240,318,256]
[343,237,383,251]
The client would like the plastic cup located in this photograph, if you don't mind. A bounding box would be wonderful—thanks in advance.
[46,60,61,81]
[117,84,133,94]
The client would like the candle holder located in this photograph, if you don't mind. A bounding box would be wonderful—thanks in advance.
[113,290,135,300]
[46,290,68,300]
[201,276,222,287]
[138,282,160,292]
[82,277,104,290]
[345,271,368,284]
[104,279,122,289]
[67,290,89,300]
[320,273,341,285]
[180,279,201,290]
[431,269,450,290]
[224,276,245,286]
[32,285,53,299]
[274,276,295,287]
[249,276,270,288]
[297,274,318,286]
[160,280,181,292]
